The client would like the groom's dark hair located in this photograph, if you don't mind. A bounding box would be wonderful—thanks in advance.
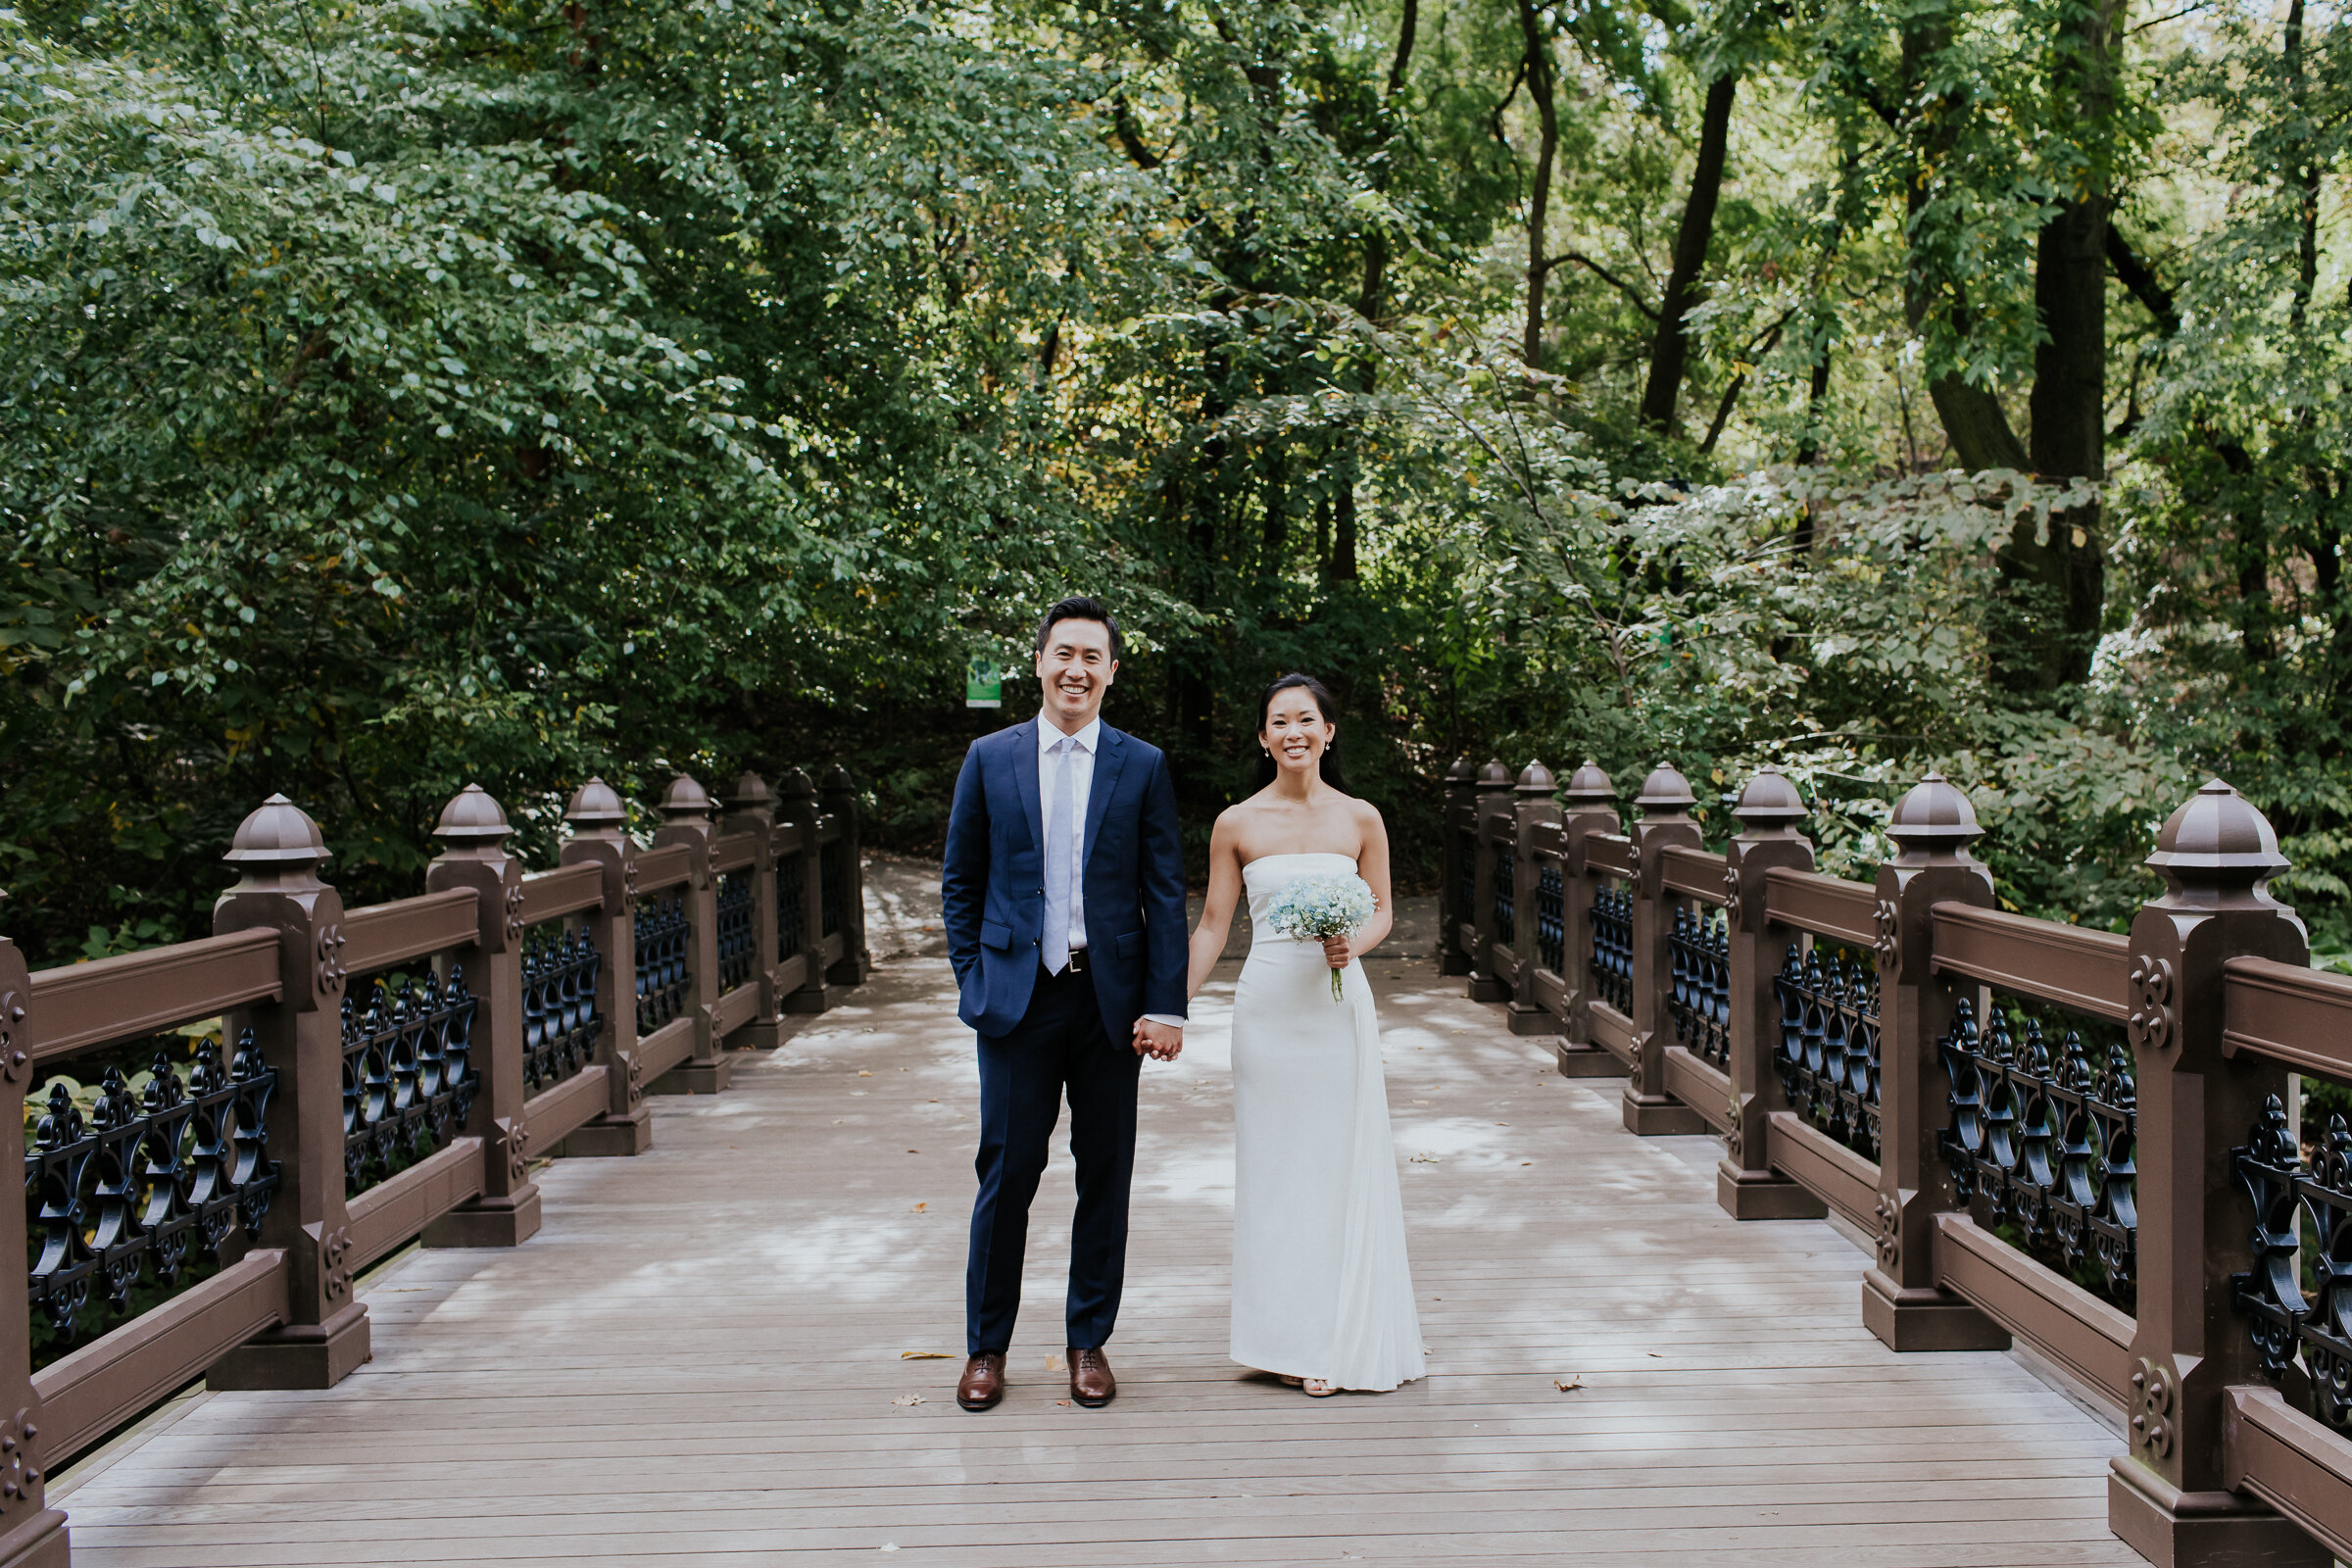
[1035,597,1123,661]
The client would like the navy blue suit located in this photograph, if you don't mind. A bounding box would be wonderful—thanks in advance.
[942,717,1187,1354]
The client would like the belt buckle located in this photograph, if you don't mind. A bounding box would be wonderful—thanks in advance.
[1067,949,1089,975]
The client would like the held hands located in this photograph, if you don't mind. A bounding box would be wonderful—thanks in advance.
[1132,1018,1184,1061]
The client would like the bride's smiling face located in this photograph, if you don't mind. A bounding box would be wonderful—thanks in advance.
[1261,692,1335,779]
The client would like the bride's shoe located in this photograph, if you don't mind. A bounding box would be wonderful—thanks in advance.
[1301,1378,1338,1396]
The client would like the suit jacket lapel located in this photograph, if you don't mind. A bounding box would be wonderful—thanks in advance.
[1083,725,1128,868]
[1011,719,1044,853]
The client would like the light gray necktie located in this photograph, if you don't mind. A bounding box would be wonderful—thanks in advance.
[1042,735,1076,973]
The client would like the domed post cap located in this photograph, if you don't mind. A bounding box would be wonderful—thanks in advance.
[564,777,628,829]
[1476,758,1512,790]
[1562,761,1615,805]
[1886,771,1982,854]
[659,773,716,824]
[221,794,331,868]
[1445,757,1477,786]
[1635,763,1697,817]
[822,763,856,793]
[2146,778,2289,889]
[431,783,512,847]
[776,765,816,801]
[1515,760,1556,798]
[723,771,775,815]
[1731,767,1808,833]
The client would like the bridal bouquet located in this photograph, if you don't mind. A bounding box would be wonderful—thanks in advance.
[1264,873,1377,1001]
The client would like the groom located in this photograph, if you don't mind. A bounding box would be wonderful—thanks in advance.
[941,597,1189,1411]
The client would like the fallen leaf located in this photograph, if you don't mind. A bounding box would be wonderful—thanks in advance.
[858,1070,872,1077]
[833,1118,846,1125]
[907,1149,920,1153]
[1553,1378,1584,1393]
[1494,1122,1509,1127]
[1646,1351,1663,1358]
[1054,1398,1071,1407]
[1409,1152,1440,1164]
[1411,1099,1433,1105]
[1047,1354,1066,1370]
[901,1350,953,1359]
[910,1202,928,1212]
[892,1394,925,1406]
[1521,1161,1533,1166]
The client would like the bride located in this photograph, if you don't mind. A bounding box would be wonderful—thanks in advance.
[1180,673,1425,1396]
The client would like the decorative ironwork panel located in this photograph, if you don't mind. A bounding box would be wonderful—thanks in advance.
[1773,943,1883,1161]
[1937,997,2136,1304]
[821,839,848,939]
[1535,860,1565,975]
[25,1033,280,1346]
[636,892,691,1033]
[1589,884,1632,1011]
[776,853,807,957]
[1493,841,1516,947]
[522,923,603,1094]
[341,968,481,1197]
[2234,1099,2352,1430]
[1668,906,1732,1067]
[715,872,757,992]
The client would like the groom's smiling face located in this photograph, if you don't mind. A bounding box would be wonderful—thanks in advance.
[1037,617,1117,731]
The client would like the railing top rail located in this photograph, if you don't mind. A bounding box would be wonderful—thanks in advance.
[770,820,808,856]
[1762,867,1878,947]
[1531,820,1565,858]
[26,927,281,1064]
[2224,955,2352,1079]
[1661,845,1729,905]
[1585,834,1636,879]
[516,860,604,926]
[635,842,694,895]
[816,813,843,844]
[342,888,478,976]
[710,829,760,876]
[1929,902,2129,1022]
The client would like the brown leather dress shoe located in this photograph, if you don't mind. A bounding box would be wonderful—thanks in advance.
[1068,1346,1115,1407]
[957,1353,1006,1410]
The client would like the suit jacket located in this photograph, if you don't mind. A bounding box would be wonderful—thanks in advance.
[942,717,1188,1044]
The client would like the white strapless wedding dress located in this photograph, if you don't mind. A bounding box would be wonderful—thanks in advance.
[1229,853,1425,1392]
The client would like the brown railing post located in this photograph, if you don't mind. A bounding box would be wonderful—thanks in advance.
[1440,758,1476,976]
[1556,761,1622,1077]
[2109,782,2324,1566]
[1622,765,1709,1134]
[822,764,870,986]
[1467,760,1512,1004]
[0,937,68,1567]
[1864,773,2008,1351]
[419,785,541,1248]
[651,774,731,1095]
[556,778,651,1157]
[208,795,370,1389]
[1506,760,1560,1036]
[778,767,835,1013]
[1718,768,1828,1220]
[724,772,785,1051]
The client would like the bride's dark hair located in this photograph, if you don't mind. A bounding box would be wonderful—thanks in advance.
[1252,673,1349,794]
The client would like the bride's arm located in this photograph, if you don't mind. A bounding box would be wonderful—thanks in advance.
[1321,802,1395,968]
[1185,812,1245,1001]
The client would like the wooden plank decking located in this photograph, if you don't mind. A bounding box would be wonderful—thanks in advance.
[55,860,2138,1566]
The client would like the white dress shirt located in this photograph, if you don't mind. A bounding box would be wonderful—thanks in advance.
[1038,711,1184,1029]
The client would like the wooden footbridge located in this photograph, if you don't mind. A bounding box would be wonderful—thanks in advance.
[5,758,2350,1565]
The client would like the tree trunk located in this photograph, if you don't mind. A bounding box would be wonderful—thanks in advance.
[1516,0,1559,369]
[1639,71,1740,432]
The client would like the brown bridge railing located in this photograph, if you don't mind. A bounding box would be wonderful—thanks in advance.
[1443,755,2352,1568]
[0,765,867,1566]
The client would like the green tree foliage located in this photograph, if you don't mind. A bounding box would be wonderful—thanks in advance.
[1,0,2347,967]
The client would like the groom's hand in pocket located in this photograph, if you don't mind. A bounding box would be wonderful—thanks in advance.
[1135,1019,1183,1060]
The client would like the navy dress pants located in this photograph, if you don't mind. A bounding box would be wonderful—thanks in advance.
[965,963,1142,1355]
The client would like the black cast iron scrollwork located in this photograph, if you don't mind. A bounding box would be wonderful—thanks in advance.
[1668,906,1731,1067]
[2233,1097,2352,1430]
[25,1033,280,1342]
[523,923,603,1093]
[1590,885,1633,1011]
[636,892,691,1032]
[342,968,481,1197]
[1773,944,1882,1160]
[1493,841,1515,947]
[1535,860,1565,975]
[1937,997,2137,1303]
[776,853,807,957]
[715,871,757,992]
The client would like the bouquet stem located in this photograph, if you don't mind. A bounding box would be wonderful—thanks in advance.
[1330,967,1346,1003]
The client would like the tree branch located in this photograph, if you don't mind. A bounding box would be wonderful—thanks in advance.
[2106,223,2180,337]
[1111,95,1165,171]
[1549,251,1659,319]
